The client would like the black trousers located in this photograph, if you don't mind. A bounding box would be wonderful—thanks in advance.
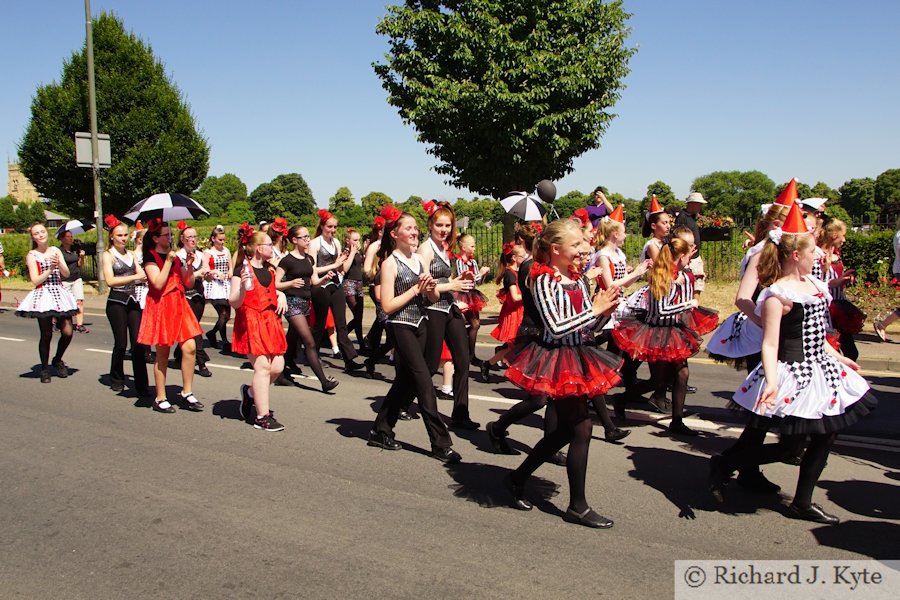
[311,284,357,362]
[374,322,452,449]
[180,294,209,365]
[106,298,148,390]
[424,308,471,421]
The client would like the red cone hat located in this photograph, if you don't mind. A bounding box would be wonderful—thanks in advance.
[781,200,809,235]
[647,195,663,217]
[608,204,625,224]
[775,177,798,207]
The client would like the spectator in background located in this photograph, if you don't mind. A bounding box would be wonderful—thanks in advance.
[676,192,706,300]
[59,230,88,332]
[585,186,614,229]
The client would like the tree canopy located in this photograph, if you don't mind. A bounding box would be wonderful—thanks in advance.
[374,0,636,198]
[838,178,876,221]
[249,173,316,223]
[192,174,248,218]
[328,187,355,213]
[361,192,394,218]
[875,169,900,209]
[18,13,209,217]
[691,171,776,223]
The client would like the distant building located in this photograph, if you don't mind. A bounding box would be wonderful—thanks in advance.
[7,161,40,202]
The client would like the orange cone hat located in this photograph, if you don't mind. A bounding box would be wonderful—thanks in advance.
[775,177,798,207]
[608,204,625,224]
[135,220,145,230]
[781,200,808,235]
[647,194,663,216]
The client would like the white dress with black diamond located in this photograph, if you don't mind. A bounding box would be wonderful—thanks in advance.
[15,250,79,318]
[706,241,765,361]
[731,277,875,434]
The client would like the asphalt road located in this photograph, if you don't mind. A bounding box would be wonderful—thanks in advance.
[1,308,898,599]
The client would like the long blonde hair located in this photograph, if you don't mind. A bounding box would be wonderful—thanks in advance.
[649,236,692,298]
[757,233,815,287]
[530,219,582,287]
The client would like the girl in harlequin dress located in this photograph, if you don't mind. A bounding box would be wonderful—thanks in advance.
[503,218,623,528]
[613,227,716,436]
[136,219,204,414]
[203,225,232,350]
[231,225,290,432]
[640,196,672,263]
[454,234,490,366]
[819,218,864,361]
[710,202,876,523]
[481,242,526,379]
[174,222,212,378]
[16,222,79,383]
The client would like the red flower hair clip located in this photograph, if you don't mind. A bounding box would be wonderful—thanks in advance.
[373,216,385,230]
[502,241,516,257]
[572,208,590,227]
[270,217,289,235]
[318,209,333,222]
[103,214,121,230]
[176,220,187,232]
[531,222,543,235]
[146,218,163,233]
[237,223,255,246]
[345,227,354,233]
[530,262,561,282]
[380,205,402,226]
[422,200,438,216]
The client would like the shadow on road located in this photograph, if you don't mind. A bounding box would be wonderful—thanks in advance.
[443,461,562,516]
[810,520,900,559]
[818,478,900,521]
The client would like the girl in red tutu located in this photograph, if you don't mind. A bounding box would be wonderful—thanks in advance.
[613,227,711,436]
[454,234,490,366]
[819,218,863,361]
[481,242,526,379]
[230,225,289,431]
[137,219,204,414]
[503,218,622,528]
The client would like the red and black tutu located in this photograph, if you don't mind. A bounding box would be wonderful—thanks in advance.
[504,341,623,399]
[684,305,719,336]
[612,315,702,362]
[457,289,487,314]
[829,299,865,335]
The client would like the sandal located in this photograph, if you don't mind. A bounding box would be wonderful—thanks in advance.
[873,320,887,342]
[179,392,205,412]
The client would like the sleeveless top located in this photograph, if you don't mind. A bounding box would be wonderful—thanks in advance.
[175,248,204,299]
[108,250,140,305]
[146,251,185,300]
[345,251,363,282]
[316,237,339,288]
[426,237,453,313]
[386,252,427,327]
[596,247,627,300]
[31,250,63,288]
[641,238,663,262]
[60,247,81,282]
[203,249,232,297]
[279,252,314,299]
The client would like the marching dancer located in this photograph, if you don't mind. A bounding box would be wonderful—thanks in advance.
[174,222,212,378]
[819,218,863,361]
[481,241,526,380]
[454,233,490,366]
[342,228,366,352]
[203,225,232,350]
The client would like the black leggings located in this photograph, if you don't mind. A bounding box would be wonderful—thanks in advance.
[494,393,558,435]
[424,309,471,421]
[345,285,365,345]
[208,303,231,344]
[650,360,689,418]
[182,295,208,365]
[37,316,73,367]
[838,332,859,361]
[285,314,329,384]
[374,322,452,449]
[106,299,148,389]
[512,396,593,513]
[311,284,356,362]
[464,311,481,360]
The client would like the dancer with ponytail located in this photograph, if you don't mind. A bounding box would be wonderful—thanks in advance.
[819,218,863,361]
[368,208,461,464]
[101,216,149,395]
[137,219,204,413]
[640,196,671,262]
[16,222,78,382]
[710,202,876,523]
[454,234,490,366]
[480,241,526,380]
[342,228,366,352]
[174,222,212,378]
[203,225,232,350]
[231,224,290,431]
[275,225,339,393]
[502,218,622,527]
[419,200,479,429]
[309,209,362,372]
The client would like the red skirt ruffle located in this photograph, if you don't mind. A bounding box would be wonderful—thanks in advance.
[491,300,523,343]
[137,291,202,347]
[458,289,487,314]
[440,341,452,361]
[232,307,288,357]
[504,341,623,399]
[308,306,335,329]
[612,316,702,362]
[684,305,720,336]
[829,299,865,335]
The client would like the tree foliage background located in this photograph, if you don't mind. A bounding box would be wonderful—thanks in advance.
[374,0,636,198]
[18,13,209,218]
[249,173,316,223]
[193,173,247,218]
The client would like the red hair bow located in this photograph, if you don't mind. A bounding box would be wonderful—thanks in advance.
[530,262,560,282]
[146,218,163,233]
[237,223,255,246]
[502,241,516,257]
[531,222,543,235]
[380,205,402,225]
[270,217,288,235]
[346,227,354,233]
[573,208,590,227]
[176,220,187,232]
[422,200,438,216]
[104,214,121,230]
[373,216,385,230]
[318,209,333,222]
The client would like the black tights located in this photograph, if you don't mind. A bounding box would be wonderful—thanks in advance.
[465,312,480,360]
[512,397,593,513]
[180,296,208,366]
[494,394,558,436]
[208,304,230,344]
[37,316,73,367]
[285,314,328,384]
[589,396,616,431]
[345,290,365,346]
[650,360,689,419]
[838,332,859,361]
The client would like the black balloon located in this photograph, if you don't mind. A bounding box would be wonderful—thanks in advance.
[536,179,556,203]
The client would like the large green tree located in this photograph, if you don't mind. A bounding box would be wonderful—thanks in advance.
[875,168,900,208]
[0,196,15,230]
[642,181,676,213]
[328,187,355,213]
[838,177,876,221]
[18,13,209,217]
[193,173,247,218]
[691,171,776,224]
[374,0,636,197]
[361,192,394,218]
[249,173,316,222]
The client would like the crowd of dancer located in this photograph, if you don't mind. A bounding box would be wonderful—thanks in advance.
[12,182,879,528]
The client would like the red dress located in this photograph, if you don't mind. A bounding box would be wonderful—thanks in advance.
[232,265,288,357]
[137,251,202,347]
[491,268,523,343]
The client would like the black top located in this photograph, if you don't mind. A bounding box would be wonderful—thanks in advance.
[675,210,701,258]
[278,253,313,299]
[233,261,273,289]
[61,247,81,282]
[502,269,517,291]
[778,303,804,363]
[518,256,541,328]
[345,252,363,282]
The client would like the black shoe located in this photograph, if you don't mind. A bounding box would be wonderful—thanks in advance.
[146,351,157,364]
[197,364,212,378]
[274,373,294,386]
[179,392,204,412]
[487,422,519,455]
[206,331,218,349]
[737,470,781,494]
[787,502,839,524]
[398,410,413,421]
[613,395,627,420]
[239,384,254,422]
[451,418,480,431]
[367,430,401,450]
[783,449,805,465]
[709,455,732,503]
[344,360,363,373]
[364,358,376,378]
[604,428,631,442]
[40,368,51,383]
[563,507,614,529]
[687,385,697,394]
[504,473,532,511]
[110,380,125,393]
[321,377,339,393]
[647,396,670,414]
[549,451,567,466]
[669,420,699,436]
[253,412,285,432]
[480,361,491,382]
[284,362,304,376]
[431,447,462,464]
[52,359,68,378]
[435,388,454,401]
[470,357,483,367]
[152,399,176,414]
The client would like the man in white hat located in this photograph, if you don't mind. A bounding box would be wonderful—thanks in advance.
[676,191,707,299]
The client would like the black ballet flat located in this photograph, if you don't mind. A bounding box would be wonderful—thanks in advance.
[708,455,732,504]
[398,410,413,421]
[669,420,699,436]
[787,502,839,525]
[321,377,339,393]
[563,507,613,529]
[197,365,212,378]
[487,422,519,455]
[450,419,480,431]
[604,428,631,443]
[152,400,176,414]
[548,451,567,466]
[504,473,532,511]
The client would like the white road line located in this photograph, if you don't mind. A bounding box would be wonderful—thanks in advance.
[0,336,25,342]
[86,348,112,354]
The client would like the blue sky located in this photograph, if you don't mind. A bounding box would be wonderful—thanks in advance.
[3,0,899,208]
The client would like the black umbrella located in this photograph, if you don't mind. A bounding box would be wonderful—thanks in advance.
[123,193,209,223]
[55,219,96,239]
[500,191,546,221]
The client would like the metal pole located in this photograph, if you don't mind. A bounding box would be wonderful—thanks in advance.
[85,0,107,293]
